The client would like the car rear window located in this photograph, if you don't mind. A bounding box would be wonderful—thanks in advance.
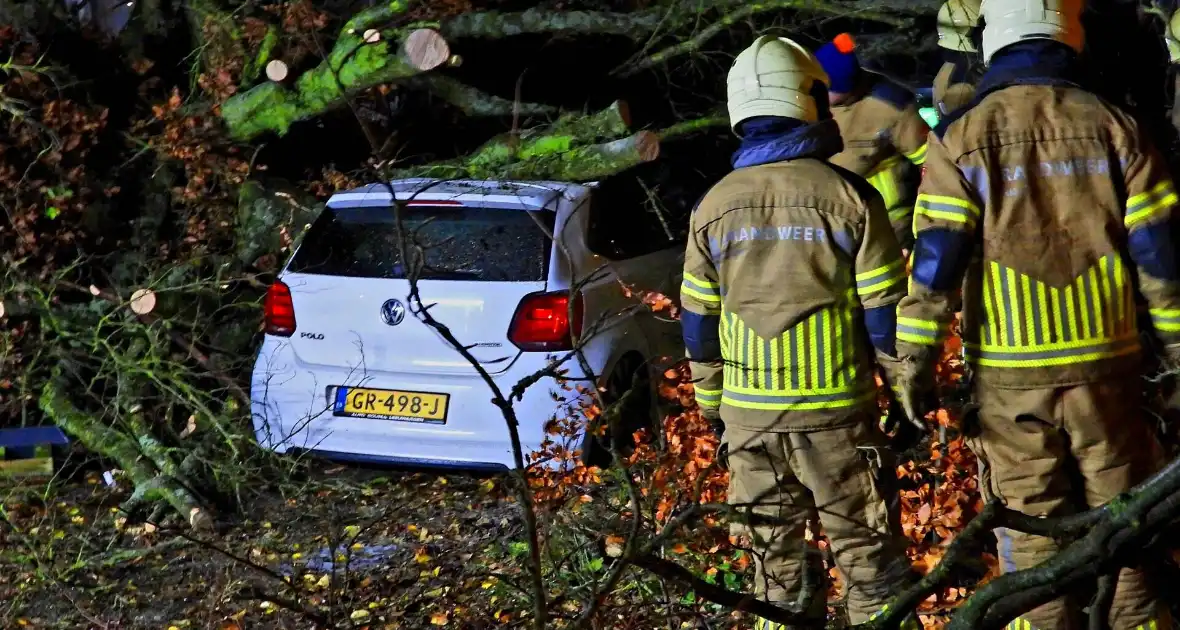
[287,205,555,281]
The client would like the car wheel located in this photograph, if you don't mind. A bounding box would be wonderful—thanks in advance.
[581,353,655,468]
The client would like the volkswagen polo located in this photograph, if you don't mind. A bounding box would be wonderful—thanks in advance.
[250,179,685,469]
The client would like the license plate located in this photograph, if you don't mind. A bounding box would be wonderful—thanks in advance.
[333,387,449,423]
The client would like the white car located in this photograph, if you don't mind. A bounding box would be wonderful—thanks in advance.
[251,178,686,470]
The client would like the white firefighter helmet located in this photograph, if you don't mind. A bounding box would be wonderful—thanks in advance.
[727,35,831,131]
[980,0,1084,64]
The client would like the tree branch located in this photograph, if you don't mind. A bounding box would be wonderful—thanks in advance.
[948,456,1180,629]
[221,14,451,140]
[617,0,910,77]
[634,554,813,624]
[406,75,559,117]
[439,8,666,40]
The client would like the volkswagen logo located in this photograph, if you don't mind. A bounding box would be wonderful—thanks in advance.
[380,299,406,326]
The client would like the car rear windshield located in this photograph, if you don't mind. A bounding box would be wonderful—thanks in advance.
[287,205,555,281]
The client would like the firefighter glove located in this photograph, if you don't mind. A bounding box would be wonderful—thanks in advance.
[879,350,936,429]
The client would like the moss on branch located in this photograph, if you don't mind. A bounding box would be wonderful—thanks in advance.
[220,0,447,140]
[389,101,670,181]
[39,379,212,530]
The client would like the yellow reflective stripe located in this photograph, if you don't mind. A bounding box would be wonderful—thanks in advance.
[718,309,866,407]
[1126,180,1177,228]
[1021,274,1034,346]
[1005,267,1022,346]
[1050,285,1064,343]
[844,293,857,385]
[990,263,1008,345]
[856,258,905,294]
[1098,257,1113,337]
[681,284,721,306]
[682,271,717,289]
[1115,255,1129,335]
[769,332,780,390]
[882,171,899,208]
[965,335,1140,367]
[904,141,929,165]
[754,326,765,389]
[1089,266,1103,337]
[695,386,721,408]
[1126,180,1170,207]
[823,309,833,389]
[808,312,819,389]
[888,204,911,224]
[1036,282,1050,346]
[867,171,897,209]
[898,316,943,345]
[984,267,1000,345]
[737,316,748,388]
[717,311,726,384]
[1076,271,1092,339]
[1151,307,1180,331]
[1064,284,1079,341]
[915,193,980,227]
[721,388,874,411]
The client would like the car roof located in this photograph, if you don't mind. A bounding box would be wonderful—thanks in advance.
[326,179,593,211]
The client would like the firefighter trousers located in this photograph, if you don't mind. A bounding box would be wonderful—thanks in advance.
[968,378,1172,630]
[723,415,915,627]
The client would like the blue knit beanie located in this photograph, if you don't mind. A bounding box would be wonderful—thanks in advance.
[815,33,859,94]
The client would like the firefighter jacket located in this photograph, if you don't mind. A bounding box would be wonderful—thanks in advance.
[897,41,1180,389]
[829,75,931,249]
[681,117,907,431]
[932,50,981,118]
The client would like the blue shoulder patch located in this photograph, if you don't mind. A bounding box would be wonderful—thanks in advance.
[870,78,915,110]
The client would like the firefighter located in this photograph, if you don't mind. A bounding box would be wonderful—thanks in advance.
[893,0,1175,627]
[814,33,931,251]
[682,35,918,629]
[933,0,984,117]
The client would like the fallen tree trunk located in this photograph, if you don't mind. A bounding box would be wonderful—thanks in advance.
[392,130,660,181]
[39,379,214,531]
[220,0,451,140]
[389,108,727,182]
[219,0,935,141]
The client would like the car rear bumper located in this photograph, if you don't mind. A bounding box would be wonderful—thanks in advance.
[250,339,589,469]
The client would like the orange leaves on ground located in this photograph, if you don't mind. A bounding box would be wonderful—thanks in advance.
[618,282,681,319]
[894,334,994,626]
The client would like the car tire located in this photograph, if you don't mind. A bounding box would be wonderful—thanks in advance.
[581,353,656,468]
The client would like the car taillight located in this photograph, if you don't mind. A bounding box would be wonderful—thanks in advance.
[507,291,583,352]
[264,281,296,337]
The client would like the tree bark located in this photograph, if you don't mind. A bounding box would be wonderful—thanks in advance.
[219,0,452,140]
[393,130,660,182]
[39,379,213,530]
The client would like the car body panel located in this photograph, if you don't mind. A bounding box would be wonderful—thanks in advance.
[251,179,684,469]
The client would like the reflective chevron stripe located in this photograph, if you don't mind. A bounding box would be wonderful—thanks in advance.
[718,307,872,411]
[977,256,1137,362]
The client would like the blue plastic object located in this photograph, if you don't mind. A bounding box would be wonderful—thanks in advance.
[0,427,69,477]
